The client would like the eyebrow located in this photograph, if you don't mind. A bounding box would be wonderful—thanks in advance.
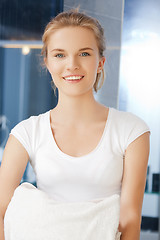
[51,47,94,52]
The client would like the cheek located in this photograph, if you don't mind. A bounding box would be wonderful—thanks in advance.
[47,62,62,75]
[89,60,99,75]
[90,57,99,68]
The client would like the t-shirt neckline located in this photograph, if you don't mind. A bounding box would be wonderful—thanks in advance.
[47,107,112,160]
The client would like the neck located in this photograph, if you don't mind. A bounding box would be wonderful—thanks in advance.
[52,90,101,125]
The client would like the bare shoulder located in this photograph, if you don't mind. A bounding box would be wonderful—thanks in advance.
[125,131,150,158]
[1,134,29,170]
[122,131,150,190]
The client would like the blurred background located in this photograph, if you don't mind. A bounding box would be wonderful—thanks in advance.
[0,0,159,239]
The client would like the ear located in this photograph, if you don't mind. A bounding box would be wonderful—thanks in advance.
[97,56,106,73]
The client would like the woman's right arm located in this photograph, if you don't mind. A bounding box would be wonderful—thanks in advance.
[0,135,29,240]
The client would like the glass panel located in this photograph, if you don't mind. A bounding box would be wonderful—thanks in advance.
[0,0,63,184]
[0,46,58,184]
[0,0,63,40]
[119,0,160,236]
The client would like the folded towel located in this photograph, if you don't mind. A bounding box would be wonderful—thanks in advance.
[4,182,121,240]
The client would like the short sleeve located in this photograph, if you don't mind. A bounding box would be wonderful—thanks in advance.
[124,112,150,150]
[10,117,34,160]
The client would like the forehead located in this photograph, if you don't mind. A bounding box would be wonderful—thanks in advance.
[47,26,98,51]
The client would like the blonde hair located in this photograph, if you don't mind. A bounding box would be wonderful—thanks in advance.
[41,8,106,93]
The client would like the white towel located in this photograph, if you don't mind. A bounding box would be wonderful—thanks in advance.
[4,182,121,240]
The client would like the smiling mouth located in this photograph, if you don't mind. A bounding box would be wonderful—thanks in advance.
[63,75,84,82]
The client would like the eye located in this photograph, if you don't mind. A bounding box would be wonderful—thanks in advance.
[55,53,64,58]
[80,52,90,57]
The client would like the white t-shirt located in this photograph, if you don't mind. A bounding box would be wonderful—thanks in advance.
[10,108,150,202]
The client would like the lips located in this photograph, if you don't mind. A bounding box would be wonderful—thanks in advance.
[63,75,84,83]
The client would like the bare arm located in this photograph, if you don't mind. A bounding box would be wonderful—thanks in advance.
[119,132,150,240]
[0,135,29,239]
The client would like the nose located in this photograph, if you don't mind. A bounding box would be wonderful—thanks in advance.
[66,56,80,71]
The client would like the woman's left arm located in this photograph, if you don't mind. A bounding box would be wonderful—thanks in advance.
[119,132,150,240]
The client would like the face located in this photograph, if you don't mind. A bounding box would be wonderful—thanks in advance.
[45,26,105,97]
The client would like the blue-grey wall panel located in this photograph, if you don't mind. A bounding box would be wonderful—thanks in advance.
[3,48,21,129]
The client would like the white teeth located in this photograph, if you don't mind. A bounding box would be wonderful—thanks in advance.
[64,76,83,80]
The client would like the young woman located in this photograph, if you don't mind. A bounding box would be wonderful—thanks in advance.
[0,9,150,240]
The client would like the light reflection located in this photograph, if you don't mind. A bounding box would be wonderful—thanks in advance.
[22,46,30,55]
[120,30,160,111]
